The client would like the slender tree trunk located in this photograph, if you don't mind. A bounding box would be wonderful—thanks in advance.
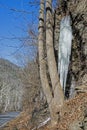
[38,0,52,105]
[38,0,64,125]
[46,0,64,124]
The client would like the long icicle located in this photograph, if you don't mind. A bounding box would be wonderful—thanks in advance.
[58,15,72,93]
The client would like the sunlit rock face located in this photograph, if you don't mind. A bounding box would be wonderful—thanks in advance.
[58,15,72,93]
[54,0,87,98]
[68,0,87,95]
[0,59,23,112]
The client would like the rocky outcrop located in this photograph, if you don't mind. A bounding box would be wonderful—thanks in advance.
[54,0,87,98]
[68,0,87,85]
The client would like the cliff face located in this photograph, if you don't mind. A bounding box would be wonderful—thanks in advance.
[68,0,87,84]
[54,0,87,98]
[0,58,23,113]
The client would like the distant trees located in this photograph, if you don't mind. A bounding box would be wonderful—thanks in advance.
[0,60,23,112]
[20,61,41,110]
[38,0,64,125]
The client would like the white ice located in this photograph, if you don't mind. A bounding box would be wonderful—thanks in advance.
[58,15,72,93]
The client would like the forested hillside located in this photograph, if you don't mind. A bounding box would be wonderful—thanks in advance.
[0,58,23,112]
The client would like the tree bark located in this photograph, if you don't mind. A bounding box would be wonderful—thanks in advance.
[38,0,64,125]
[46,0,64,124]
[38,0,52,105]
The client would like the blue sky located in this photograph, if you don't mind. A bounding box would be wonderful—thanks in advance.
[0,0,39,66]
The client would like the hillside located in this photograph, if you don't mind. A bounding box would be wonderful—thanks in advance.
[0,58,23,113]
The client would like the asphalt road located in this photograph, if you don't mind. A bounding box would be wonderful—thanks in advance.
[0,112,20,128]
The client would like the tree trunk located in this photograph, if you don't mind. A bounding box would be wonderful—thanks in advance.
[38,0,52,105]
[38,0,64,125]
[46,0,64,124]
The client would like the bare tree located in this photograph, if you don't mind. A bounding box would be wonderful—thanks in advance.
[38,0,52,105]
[38,0,64,125]
[45,0,64,124]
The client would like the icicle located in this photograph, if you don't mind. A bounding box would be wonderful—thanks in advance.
[58,15,72,93]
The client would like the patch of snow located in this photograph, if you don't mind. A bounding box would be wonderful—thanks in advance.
[32,117,51,130]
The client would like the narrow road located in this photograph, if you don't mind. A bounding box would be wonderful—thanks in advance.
[0,112,20,128]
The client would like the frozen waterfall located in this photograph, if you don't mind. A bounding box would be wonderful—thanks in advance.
[58,15,72,93]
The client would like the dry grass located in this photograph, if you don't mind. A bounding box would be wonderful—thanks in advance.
[1,93,87,130]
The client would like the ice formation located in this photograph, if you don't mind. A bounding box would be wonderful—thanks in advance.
[58,15,72,93]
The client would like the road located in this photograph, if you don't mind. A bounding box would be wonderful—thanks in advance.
[0,112,20,128]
